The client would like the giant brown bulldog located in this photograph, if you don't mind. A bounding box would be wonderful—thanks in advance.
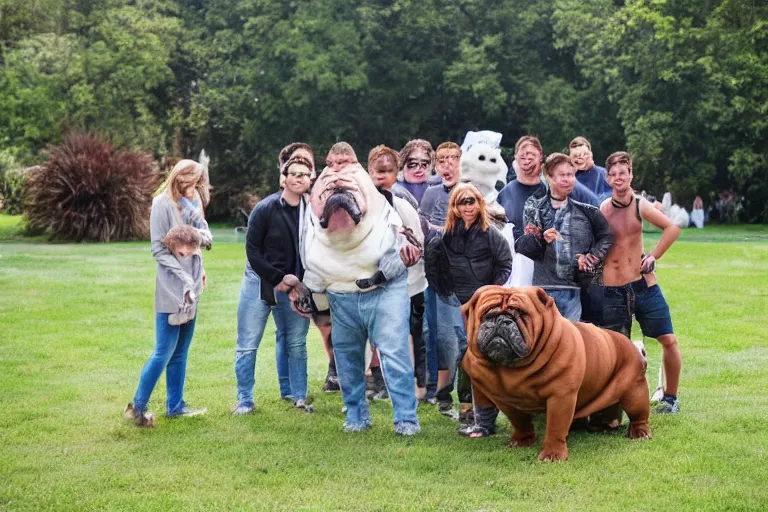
[291,163,421,434]
[461,286,651,461]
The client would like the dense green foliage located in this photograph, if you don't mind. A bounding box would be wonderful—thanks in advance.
[0,149,25,214]
[1,0,766,220]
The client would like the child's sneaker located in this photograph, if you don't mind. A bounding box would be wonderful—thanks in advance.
[656,395,680,414]
[123,402,155,428]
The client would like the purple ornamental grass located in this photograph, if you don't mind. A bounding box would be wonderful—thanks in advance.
[24,132,159,242]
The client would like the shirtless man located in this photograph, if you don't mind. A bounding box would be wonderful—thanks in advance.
[599,151,682,414]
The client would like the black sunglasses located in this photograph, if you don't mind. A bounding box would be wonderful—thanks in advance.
[458,197,477,206]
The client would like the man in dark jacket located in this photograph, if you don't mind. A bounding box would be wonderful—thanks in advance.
[515,153,613,321]
[233,156,313,415]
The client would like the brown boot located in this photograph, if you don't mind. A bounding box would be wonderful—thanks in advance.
[123,402,155,428]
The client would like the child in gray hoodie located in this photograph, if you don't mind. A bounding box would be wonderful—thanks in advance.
[161,225,205,325]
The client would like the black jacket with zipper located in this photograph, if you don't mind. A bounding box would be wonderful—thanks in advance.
[426,219,513,305]
[245,192,305,305]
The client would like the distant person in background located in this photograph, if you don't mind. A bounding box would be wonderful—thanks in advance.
[124,159,213,427]
[398,139,436,204]
[690,196,705,229]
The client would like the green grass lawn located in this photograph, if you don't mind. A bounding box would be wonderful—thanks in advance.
[1,216,767,511]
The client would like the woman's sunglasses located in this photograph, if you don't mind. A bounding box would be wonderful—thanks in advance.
[458,197,477,206]
[405,159,430,170]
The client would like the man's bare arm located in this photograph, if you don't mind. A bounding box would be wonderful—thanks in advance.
[639,197,681,261]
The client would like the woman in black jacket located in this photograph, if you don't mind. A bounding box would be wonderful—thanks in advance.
[425,183,513,437]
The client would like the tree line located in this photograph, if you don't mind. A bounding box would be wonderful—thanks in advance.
[1,0,766,222]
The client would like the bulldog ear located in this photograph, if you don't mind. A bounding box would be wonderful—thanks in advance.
[534,287,554,308]
[459,296,474,323]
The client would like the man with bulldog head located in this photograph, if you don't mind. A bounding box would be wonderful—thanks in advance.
[292,143,422,435]
[315,142,361,394]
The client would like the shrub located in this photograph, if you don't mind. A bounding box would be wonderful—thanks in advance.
[207,184,260,225]
[24,133,159,242]
[1,167,29,215]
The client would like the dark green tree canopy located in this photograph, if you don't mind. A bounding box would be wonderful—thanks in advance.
[2,0,766,221]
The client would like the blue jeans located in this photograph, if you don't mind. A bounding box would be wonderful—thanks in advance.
[424,287,439,398]
[326,275,418,429]
[546,288,582,322]
[235,273,309,406]
[133,313,197,416]
[276,332,291,398]
[431,292,466,402]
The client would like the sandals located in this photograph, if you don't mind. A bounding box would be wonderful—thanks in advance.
[458,424,496,438]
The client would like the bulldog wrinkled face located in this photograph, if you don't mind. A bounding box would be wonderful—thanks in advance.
[310,164,369,233]
[476,309,529,367]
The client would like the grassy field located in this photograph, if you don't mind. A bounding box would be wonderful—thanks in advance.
[1,215,767,511]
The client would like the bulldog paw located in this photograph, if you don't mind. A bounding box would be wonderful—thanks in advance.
[288,283,315,316]
[627,422,652,440]
[508,431,536,448]
[537,446,568,462]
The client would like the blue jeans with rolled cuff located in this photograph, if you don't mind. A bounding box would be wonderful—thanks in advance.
[133,312,197,416]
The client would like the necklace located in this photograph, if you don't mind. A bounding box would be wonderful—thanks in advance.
[611,196,633,209]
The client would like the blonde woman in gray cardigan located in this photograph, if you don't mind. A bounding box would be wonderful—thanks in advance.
[124,159,212,427]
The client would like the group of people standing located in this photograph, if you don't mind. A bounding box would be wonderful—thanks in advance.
[124,134,682,436]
